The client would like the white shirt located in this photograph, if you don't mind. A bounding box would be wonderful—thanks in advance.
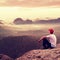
[46,34,57,47]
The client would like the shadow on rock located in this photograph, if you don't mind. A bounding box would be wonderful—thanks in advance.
[0,36,43,59]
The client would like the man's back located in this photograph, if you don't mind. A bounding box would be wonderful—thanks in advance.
[47,34,57,47]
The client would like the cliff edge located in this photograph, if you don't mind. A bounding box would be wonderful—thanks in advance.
[16,44,60,60]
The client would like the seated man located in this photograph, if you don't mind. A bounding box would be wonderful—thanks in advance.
[38,28,57,49]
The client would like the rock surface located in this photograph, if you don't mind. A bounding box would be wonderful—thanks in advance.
[0,54,14,60]
[16,47,60,60]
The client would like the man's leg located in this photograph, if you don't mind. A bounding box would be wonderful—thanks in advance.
[43,38,49,49]
[47,42,55,49]
[43,39,47,49]
[43,38,51,49]
[49,44,55,49]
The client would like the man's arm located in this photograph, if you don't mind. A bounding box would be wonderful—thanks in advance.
[38,36,46,42]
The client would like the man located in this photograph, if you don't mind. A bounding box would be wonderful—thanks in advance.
[38,28,57,49]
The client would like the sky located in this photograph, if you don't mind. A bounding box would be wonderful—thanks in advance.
[0,0,60,23]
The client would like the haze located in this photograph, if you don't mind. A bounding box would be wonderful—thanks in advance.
[0,0,60,23]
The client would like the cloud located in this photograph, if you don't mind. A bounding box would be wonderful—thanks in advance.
[0,0,6,3]
[0,0,60,7]
[18,0,25,2]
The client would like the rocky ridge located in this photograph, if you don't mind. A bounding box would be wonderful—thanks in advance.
[16,45,60,60]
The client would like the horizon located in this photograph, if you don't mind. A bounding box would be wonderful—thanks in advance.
[0,7,60,23]
[0,0,60,23]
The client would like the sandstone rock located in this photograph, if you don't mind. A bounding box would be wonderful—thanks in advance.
[16,48,60,60]
[0,54,14,60]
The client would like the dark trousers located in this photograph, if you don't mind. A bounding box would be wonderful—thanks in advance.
[43,38,54,49]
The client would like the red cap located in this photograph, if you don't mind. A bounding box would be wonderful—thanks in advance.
[48,28,54,33]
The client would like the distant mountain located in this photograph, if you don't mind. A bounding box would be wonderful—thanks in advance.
[24,19,33,24]
[34,18,60,24]
[13,18,33,24]
[13,18,24,24]
[13,17,60,24]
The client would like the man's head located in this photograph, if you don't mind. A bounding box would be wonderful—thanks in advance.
[48,28,54,34]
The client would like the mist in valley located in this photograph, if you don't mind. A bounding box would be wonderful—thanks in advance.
[0,23,60,58]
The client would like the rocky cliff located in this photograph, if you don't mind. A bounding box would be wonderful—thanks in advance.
[0,54,14,60]
[16,44,60,60]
